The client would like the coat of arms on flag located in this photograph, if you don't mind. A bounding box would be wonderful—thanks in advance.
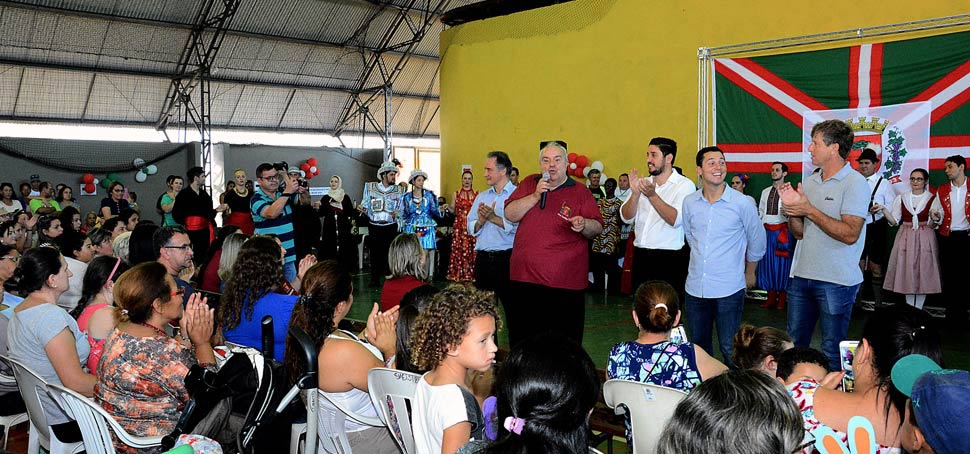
[712,29,970,194]
[800,102,930,194]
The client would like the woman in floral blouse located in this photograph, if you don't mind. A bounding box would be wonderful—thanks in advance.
[95,262,215,453]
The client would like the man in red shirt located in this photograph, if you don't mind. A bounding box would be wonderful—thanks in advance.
[504,140,603,346]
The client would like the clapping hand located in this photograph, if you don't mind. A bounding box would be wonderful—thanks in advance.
[180,293,214,347]
[630,169,656,197]
[779,183,810,217]
[478,202,495,221]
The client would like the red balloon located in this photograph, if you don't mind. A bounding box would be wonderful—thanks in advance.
[567,153,578,163]
[576,156,590,168]
[305,173,313,180]
[307,157,318,166]
[83,183,96,193]
[81,173,95,184]
[300,163,311,172]
[313,168,320,176]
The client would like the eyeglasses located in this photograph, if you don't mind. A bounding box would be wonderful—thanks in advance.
[112,189,124,193]
[1,255,19,263]
[259,174,280,181]
[910,177,926,181]
[163,244,193,251]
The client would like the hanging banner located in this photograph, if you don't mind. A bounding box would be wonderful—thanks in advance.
[714,30,970,182]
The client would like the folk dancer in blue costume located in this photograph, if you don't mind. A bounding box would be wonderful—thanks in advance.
[401,169,442,278]
[757,161,794,310]
[361,160,405,286]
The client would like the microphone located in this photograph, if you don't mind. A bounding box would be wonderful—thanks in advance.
[539,172,550,209]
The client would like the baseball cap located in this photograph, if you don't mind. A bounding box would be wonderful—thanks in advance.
[891,354,970,454]
[29,174,40,182]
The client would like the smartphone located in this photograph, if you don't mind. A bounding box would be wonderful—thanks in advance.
[839,340,859,392]
[669,325,688,344]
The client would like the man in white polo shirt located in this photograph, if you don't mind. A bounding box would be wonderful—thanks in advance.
[620,137,696,297]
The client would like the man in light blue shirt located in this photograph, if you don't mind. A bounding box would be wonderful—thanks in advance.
[467,151,517,317]
[682,146,766,368]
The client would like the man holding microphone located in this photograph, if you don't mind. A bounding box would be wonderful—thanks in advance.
[504,140,603,346]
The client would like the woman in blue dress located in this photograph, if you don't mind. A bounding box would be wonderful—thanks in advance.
[401,169,441,279]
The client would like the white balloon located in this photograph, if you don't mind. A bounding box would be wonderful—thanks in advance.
[146,165,158,175]
[134,172,147,183]
[583,166,591,177]
[591,160,604,171]
[132,158,146,168]
[93,178,99,185]
[310,166,318,174]
[569,163,577,170]
[300,170,307,178]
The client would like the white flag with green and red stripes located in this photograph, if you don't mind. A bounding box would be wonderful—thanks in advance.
[714,30,970,189]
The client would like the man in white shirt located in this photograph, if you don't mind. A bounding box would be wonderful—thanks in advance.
[930,154,969,327]
[856,147,895,309]
[620,137,696,297]
[757,161,794,310]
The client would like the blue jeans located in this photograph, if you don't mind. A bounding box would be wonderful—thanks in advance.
[283,261,297,284]
[684,289,745,369]
[786,277,861,371]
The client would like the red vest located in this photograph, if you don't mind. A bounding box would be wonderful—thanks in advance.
[937,182,970,236]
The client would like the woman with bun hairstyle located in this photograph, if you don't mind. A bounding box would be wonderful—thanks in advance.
[608,281,726,390]
[731,323,793,375]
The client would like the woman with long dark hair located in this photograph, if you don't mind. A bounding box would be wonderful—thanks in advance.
[0,182,25,217]
[218,235,298,361]
[6,246,94,443]
[460,334,599,454]
[100,181,131,219]
[787,304,943,453]
[283,260,398,453]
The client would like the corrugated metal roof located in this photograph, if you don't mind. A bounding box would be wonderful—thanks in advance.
[0,0,460,137]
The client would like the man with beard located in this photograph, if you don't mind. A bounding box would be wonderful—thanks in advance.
[620,137,695,296]
[757,161,794,309]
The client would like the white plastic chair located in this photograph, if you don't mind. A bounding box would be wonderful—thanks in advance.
[0,364,29,450]
[1,355,84,454]
[602,379,688,454]
[292,389,385,454]
[46,383,163,454]
[367,367,420,454]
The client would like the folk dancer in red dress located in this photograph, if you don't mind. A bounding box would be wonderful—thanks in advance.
[447,170,478,282]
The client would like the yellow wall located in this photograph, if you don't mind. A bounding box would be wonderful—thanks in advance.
[437,0,970,195]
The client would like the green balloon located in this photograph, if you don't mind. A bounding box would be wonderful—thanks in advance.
[106,173,119,182]
[100,178,111,189]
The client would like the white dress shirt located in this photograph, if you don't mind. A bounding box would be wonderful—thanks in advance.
[620,171,696,250]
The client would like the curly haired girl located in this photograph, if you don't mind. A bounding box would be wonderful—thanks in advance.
[410,284,499,454]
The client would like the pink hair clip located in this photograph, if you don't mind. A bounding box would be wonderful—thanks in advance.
[503,416,526,435]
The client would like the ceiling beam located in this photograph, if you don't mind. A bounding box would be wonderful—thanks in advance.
[0,0,440,61]
[0,56,440,102]
[0,114,439,138]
